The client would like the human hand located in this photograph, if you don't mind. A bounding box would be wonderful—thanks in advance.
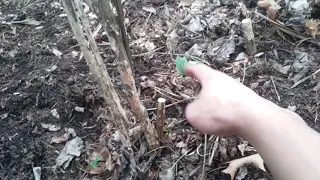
[184,64,266,136]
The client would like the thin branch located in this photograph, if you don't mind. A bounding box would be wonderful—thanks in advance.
[271,76,280,101]
[291,68,320,88]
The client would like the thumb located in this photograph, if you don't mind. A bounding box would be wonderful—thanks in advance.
[184,64,214,85]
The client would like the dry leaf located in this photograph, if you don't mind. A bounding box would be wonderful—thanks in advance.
[237,141,256,156]
[216,35,235,63]
[89,145,113,174]
[143,6,157,14]
[305,19,320,38]
[51,109,60,119]
[40,123,61,132]
[56,137,84,169]
[258,0,281,20]
[166,29,179,51]
[178,0,195,7]
[75,106,85,113]
[52,48,63,58]
[185,44,203,57]
[32,167,41,180]
[235,166,248,180]
[222,154,266,180]
[51,128,76,144]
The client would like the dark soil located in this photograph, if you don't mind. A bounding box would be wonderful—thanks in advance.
[1,0,320,180]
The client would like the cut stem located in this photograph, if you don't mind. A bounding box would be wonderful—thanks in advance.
[156,98,166,143]
[241,18,256,56]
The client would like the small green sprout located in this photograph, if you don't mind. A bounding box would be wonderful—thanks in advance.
[175,56,199,76]
[90,156,102,168]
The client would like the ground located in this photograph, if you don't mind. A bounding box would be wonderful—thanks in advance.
[0,0,320,179]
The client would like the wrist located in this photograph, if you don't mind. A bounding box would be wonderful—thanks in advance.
[237,97,293,139]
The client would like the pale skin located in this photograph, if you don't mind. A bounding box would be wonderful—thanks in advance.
[184,64,320,180]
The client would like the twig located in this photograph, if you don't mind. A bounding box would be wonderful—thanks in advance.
[132,46,165,57]
[162,13,201,36]
[254,11,320,46]
[170,149,193,169]
[291,68,320,88]
[209,136,220,166]
[241,18,256,56]
[242,62,246,84]
[147,99,191,111]
[156,98,166,143]
[202,134,208,179]
[270,76,280,101]
[154,51,210,65]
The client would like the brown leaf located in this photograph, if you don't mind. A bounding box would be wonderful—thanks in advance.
[89,145,113,174]
[305,19,320,38]
[222,154,266,180]
[258,0,281,20]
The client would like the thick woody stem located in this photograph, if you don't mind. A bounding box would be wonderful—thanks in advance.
[62,0,129,139]
[97,0,159,149]
[242,18,257,56]
[156,98,166,143]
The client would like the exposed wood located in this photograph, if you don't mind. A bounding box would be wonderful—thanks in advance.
[156,98,166,143]
[62,0,129,139]
[241,18,256,56]
[96,0,159,149]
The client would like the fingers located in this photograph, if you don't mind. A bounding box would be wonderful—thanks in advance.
[184,64,215,85]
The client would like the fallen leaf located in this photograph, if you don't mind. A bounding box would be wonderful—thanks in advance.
[51,133,69,144]
[51,109,60,119]
[41,123,61,132]
[0,113,8,120]
[46,65,58,72]
[237,141,256,156]
[289,0,309,12]
[178,0,195,7]
[176,141,187,148]
[89,145,113,174]
[271,61,291,75]
[166,29,179,51]
[258,0,281,20]
[71,51,79,58]
[216,35,235,63]
[140,80,156,88]
[75,106,85,113]
[222,154,266,180]
[305,19,320,38]
[187,18,204,32]
[51,128,76,144]
[143,6,157,14]
[235,52,249,62]
[52,48,63,58]
[56,137,84,169]
[32,167,41,180]
[185,44,203,57]
[235,166,248,180]
[159,168,174,180]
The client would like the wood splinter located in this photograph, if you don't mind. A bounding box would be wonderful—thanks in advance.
[242,18,257,56]
[156,98,166,143]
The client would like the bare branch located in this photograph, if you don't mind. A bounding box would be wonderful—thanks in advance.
[96,0,159,149]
